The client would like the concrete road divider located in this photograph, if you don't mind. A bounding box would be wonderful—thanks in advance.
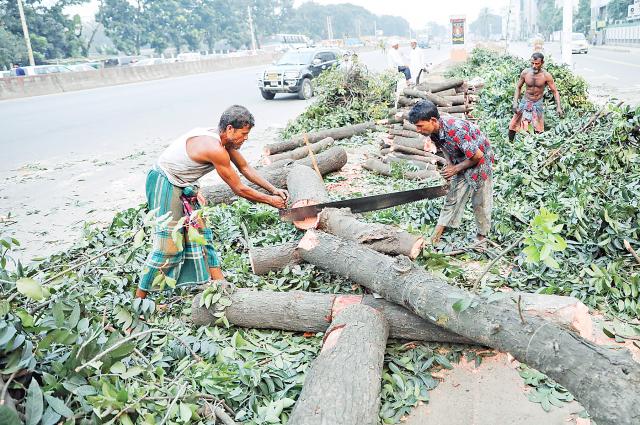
[0,52,280,101]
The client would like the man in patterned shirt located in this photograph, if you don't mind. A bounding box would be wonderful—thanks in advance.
[408,100,495,244]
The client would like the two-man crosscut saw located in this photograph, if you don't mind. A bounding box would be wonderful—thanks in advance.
[279,184,449,222]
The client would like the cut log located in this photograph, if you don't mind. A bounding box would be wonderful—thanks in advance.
[391,136,424,150]
[403,88,452,107]
[390,147,446,165]
[397,96,419,107]
[416,78,465,93]
[439,105,474,114]
[297,230,640,425]
[191,288,594,344]
[249,241,301,275]
[262,137,334,165]
[264,122,375,156]
[288,304,388,425]
[441,94,471,106]
[403,120,418,132]
[386,128,421,138]
[192,288,472,343]
[363,158,438,182]
[287,165,425,258]
[383,154,429,169]
[201,146,347,204]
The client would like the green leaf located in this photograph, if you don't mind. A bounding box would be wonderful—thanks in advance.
[133,228,146,249]
[0,405,22,425]
[44,394,74,418]
[187,227,207,245]
[452,297,472,313]
[542,256,560,270]
[179,403,192,422]
[522,246,540,263]
[165,276,177,289]
[16,278,44,300]
[26,379,44,425]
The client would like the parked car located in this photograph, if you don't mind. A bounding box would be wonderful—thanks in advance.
[131,58,167,66]
[69,63,98,72]
[176,52,201,62]
[571,33,589,54]
[9,65,73,76]
[103,56,146,67]
[257,47,341,100]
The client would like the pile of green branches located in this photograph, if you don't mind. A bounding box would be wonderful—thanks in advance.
[282,62,396,138]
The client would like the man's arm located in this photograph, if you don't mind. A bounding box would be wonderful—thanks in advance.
[441,149,483,179]
[547,73,564,117]
[207,146,285,208]
[513,71,525,112]
[228,149,289,200]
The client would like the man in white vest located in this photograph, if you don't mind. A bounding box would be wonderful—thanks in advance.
[409,39,428,85]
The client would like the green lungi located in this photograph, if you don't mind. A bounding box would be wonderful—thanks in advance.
[138,168,220,292]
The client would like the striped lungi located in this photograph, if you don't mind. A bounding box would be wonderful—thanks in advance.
[138,167,220,292]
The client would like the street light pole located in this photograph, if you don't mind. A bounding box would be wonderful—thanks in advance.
[16,0,35,66]
[247,5,257,54]
[561,0,573,66]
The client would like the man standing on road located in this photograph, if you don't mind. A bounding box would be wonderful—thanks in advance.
[409,39,428,85]
[409,100,495,244]
[508,52,563,142]
[136,105,288,299]
[387,39,411,83]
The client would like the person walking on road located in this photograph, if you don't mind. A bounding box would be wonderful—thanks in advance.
[508,52,563,142]
[387,39,411,83]
[409,39,428,85]
[136,105,288,299]
[409,100,495,244]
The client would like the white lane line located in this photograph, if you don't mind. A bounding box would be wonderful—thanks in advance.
[587,55,640,69]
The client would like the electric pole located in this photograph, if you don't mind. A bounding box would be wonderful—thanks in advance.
[247,5,257,54]
[16,0,35,66]
[561,0,573,66]
[326,16,334,40]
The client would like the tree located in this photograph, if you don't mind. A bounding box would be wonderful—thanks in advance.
[607,0,633,23]
[96,0,148,55]
[0,27,27,69]
[573,0,591,34]
[470,8,503,38]
[537,0,562,39]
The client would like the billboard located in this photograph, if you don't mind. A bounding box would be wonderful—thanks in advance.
[451,18,465,45]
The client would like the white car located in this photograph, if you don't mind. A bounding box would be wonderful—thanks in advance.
[571,33,589,54]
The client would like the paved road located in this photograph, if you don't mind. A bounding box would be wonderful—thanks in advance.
[508,41,640,106]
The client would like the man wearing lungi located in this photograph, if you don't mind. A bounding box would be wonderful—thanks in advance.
[409,100,495,245]
[508,52,563,142]
[136,105,288,299]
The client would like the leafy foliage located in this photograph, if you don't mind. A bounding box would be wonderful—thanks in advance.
[282,63,396,138]
[522,208,568,270]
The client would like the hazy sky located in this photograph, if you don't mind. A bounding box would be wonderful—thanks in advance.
[68,0,513,28]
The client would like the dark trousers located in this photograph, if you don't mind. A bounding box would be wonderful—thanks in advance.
[397,66,411,80]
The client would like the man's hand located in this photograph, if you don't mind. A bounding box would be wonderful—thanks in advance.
[272,188,289,202]
[196,191,207,207]
[440,164,459,180]
[268,195,286,209]
[556,107,564,118]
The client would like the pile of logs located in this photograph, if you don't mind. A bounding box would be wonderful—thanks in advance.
[194,158,640,425]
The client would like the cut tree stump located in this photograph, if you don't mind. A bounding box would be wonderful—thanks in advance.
[390,136,424,150]
[201,146,347,204]
[288,304,388,425]
[191,288,472,343]
[262,137,334,165]
[363,158,437,181]
[264,122,375,156]
[191,288,593,344]
[297,230,640,425]
[286,164,425,258]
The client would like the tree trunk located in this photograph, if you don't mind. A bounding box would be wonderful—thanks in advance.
[390,136,424,150]
[387,152,440,167]
[377,126,421,139]
[288,304,388,425]
[441,94,470,106]
[201,146,347,205]
[362,158,437,181]
[417,78,465,93]
[439,105,474,114]
[403,88,452,107]
[262,137,334,165]
[249,241,301,275]
[297,230,640,425]
[383,154,430,170]
[398,96,419,107]
[287,165,425,258]
[264,122,375,156]
[191,288,473,343]
[191,288,593,343]
[403,121,418,132]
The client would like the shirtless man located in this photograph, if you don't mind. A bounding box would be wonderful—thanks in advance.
[508,52,563,142]
[136,105,287,298]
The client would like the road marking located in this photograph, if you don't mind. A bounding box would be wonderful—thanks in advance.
[586,55,640,69]
[582,67,595,72]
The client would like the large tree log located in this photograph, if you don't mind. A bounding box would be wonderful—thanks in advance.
[297,230,640,425]
[390,136,424,150]
[262,137,334,165]
[248,241,301,275]
[397,96,419,107]
[191,287,593,343]
[264,122,375,156]
[288,304,388,425]
[441,94,474,106]
[403,121,418,132]
[403,88,452,107]
[201,146,347,204]
[439,105,474,114]
[377,126,421,139]
[363,158,437,181]
[287,165,425,258]
[417,78,465,93]
[192,288,473,343]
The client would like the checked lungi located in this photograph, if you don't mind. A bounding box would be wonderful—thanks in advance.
[509,98,544,133]
[138,167,220,292]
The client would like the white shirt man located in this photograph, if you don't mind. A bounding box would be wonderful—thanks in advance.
[387,39,411,82]
[409,40,427,84]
